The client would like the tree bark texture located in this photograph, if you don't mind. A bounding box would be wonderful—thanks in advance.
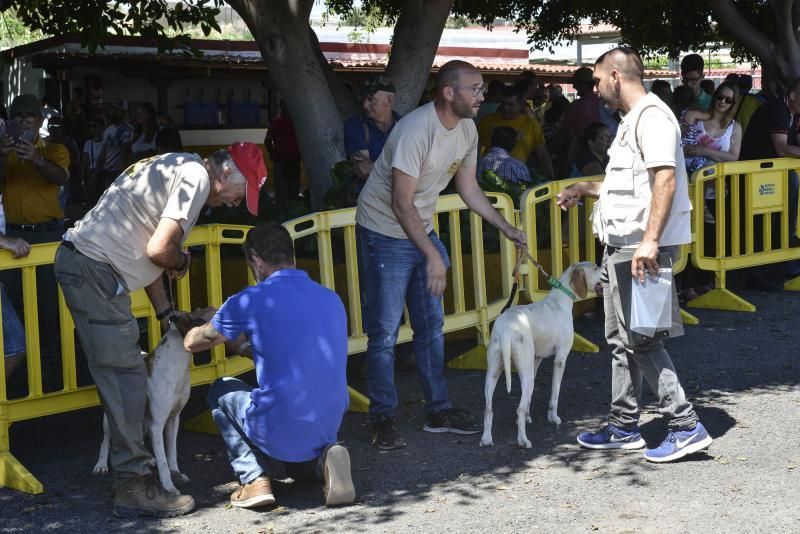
[385,0,453,115]
[229,0,341,209]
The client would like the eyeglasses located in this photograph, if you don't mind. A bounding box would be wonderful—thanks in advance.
[682,76,702,84]
[454,84,486,97]
[715,94,735,104]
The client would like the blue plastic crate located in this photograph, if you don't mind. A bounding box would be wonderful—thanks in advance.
[227,101,261,126]
[183,102,219,127]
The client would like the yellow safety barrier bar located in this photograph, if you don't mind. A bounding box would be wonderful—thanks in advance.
[519,177,695,345]
[687,158,800,312]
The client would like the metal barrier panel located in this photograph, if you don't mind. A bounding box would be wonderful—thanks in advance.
[688,158,800,311]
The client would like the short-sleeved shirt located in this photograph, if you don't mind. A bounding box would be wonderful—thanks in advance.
[356,102,478,239]
[65,152,210,291]
[477,112,544,163]
[211,269,349,463]
[3,139,69,224]
[83,139,103,170]
[266,115,301,162]
[594,93,692,247]
[343,111,400,162]
[695,90,712,112]
[477,147,532,185]
[740,97,793,160]
[100,121,134,171]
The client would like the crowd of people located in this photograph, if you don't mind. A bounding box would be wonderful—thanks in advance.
[1,47,799,521]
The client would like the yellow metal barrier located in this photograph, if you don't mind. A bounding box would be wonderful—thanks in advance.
[687,158,800,312]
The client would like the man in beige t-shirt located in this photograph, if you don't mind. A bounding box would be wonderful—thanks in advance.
[356,60,526,450]
[54,143,266,518]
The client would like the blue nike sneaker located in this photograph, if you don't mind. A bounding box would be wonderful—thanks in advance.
[644,422,713,463]
[577,424,646,450]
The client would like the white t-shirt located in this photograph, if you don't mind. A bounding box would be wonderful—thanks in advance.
[83,139,103,170]
[66,152,211,291]
[100,122,134,172]
[595,93,692,247]
[356,102,478,239]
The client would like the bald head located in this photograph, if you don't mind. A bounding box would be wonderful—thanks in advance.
[595,47,644,82]
[436,60,480,94]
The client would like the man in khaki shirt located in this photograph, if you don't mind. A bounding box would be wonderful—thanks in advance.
[54,143,266,518]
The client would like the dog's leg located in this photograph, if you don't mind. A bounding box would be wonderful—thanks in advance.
[149,419,180,494]
[527,358,544,423]
[547,349,570,426]
[480,342,503,447]
[165,414,190,485]
[516,365,534,449]
[92,414,111,475]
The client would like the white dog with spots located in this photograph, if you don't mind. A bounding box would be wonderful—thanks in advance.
[480,262,602,448]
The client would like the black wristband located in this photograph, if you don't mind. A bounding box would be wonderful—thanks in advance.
[156,307,174,321]
[177,252,188,272]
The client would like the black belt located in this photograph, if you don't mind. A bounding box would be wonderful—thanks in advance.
[7,220,61,233]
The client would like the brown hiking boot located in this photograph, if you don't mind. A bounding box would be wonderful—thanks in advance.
[230,476,276,508]
[322,444,356,506]
[113,474,195,518]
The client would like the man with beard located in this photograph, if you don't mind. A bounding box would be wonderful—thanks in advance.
[355,60,527,450]
[556,48,712,463]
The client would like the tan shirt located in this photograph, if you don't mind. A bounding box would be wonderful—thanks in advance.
[66,153,211,291]
[593,93,692,247]
[356,102,478,239]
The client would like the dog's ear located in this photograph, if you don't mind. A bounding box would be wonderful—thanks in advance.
[570,265,588,299]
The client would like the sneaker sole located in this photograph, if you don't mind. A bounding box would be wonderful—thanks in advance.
[644,435,713,463]
[113,497,196,518]
[324,445,356,507]
[422,425,481,435]
[577,436,646,450]
[230,493,277,508]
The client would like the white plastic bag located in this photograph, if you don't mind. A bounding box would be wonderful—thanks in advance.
[630,265,673,338]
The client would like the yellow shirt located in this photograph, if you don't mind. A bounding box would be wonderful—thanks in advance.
[477,112,545,164]
[3,139,69,224]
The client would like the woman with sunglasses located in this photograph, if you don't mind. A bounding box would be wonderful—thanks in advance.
[682,81,742,175]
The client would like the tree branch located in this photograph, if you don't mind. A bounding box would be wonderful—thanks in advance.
[771,0,800,69]
[707,0,775,61]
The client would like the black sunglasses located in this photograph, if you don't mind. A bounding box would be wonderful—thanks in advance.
[715,94,734,104]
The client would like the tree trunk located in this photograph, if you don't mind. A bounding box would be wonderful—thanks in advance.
[309,27,359,121]
[385,0,453,115]
[230,0,341,210]
[709,0,800,96]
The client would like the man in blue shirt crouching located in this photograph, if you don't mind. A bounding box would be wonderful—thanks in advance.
[184,222,355,508]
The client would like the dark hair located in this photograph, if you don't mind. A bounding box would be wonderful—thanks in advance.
[244,223,295,268]
[672,85,696,113]
[739,74,753,93]
[155,127,183,154]
[436,60,478,91]
[544,96,569,124]
[595,47,644,81]
[88,114,106,129]
[515,70,537,96]
[486,79,505,97]
[134,102,158,143]
[680,54,704,74]
[700,79,716,96]
[583,122,609,148]
[501,85,524,102]
[490,126,518,152]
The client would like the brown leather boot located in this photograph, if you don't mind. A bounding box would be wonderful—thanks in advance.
[322,444,356,506]
[113,474,195,518]
[230,476,276,508]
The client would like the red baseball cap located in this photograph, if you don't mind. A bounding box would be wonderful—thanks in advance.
[228,142,267,216]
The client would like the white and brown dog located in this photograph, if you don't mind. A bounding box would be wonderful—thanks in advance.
[93,311,207,494]
[480,262,602,449]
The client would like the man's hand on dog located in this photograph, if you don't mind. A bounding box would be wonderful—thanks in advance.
[503,226,527,252]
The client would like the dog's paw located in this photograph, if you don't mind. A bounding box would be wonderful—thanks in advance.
[526,415,532,423]
[170,470,190,487]
[479,437,494,447]
[517,438,532,449]
[548,413,562,426]
[92,464,108,475]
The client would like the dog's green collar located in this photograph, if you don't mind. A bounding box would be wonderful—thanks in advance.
[547,276,577,301]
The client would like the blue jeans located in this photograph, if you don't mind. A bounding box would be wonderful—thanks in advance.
[207,377,321,485]
[356,225,452,419]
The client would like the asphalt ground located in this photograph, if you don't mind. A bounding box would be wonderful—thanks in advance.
[1,288,798,533]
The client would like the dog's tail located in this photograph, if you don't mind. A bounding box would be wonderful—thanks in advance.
[502,332,513,394]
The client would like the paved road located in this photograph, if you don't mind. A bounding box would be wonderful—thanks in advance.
[2,289,799,533]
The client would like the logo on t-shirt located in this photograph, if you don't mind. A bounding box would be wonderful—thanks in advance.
[447,159,462,176]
